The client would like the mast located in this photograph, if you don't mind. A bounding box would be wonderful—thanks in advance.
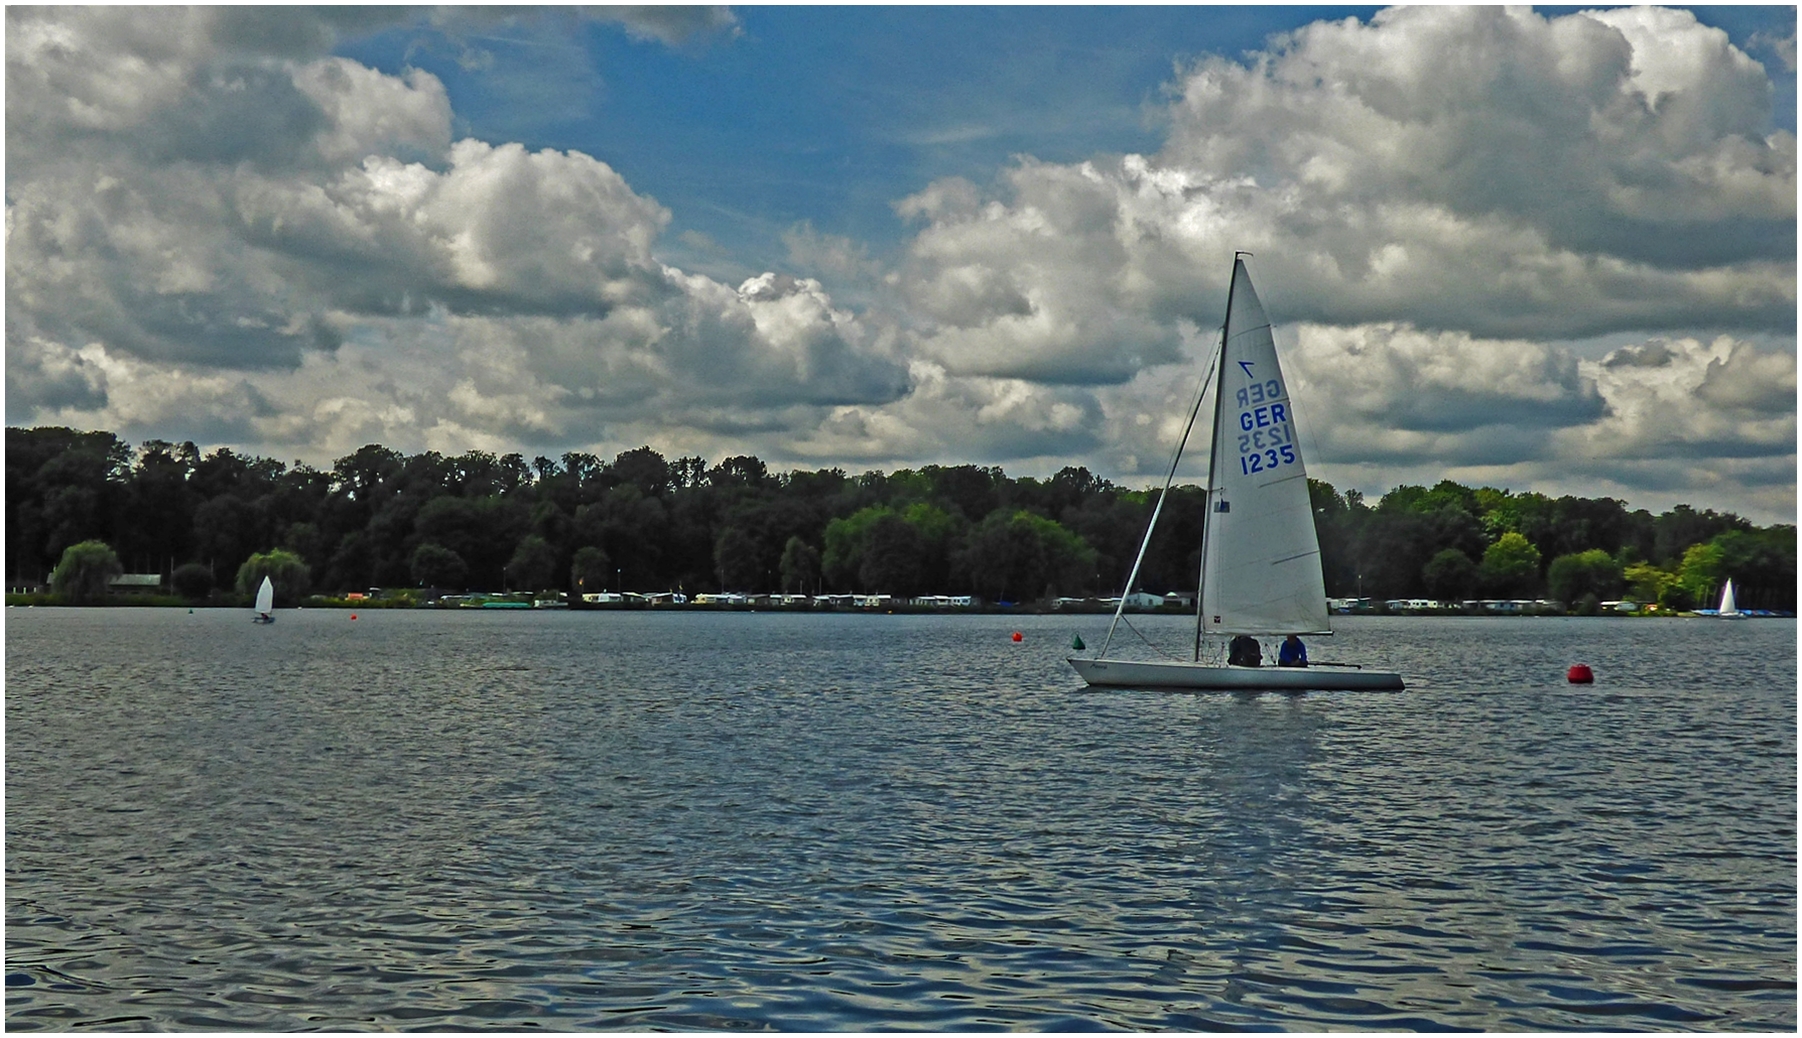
[1194,252,1247,662]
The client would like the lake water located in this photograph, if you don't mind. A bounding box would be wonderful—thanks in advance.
[6,608,1795,1030]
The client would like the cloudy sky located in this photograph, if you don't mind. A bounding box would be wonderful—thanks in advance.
[7,6,1796,522]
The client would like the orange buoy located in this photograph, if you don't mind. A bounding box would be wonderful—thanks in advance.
[1567,663,1594,684]
[1011,631,1023,642]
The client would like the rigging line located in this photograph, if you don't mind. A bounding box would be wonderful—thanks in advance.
[1120,611,1182,661]
[1097,331,1224,659]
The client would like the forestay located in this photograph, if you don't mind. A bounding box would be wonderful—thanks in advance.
[1199,259,1331,637]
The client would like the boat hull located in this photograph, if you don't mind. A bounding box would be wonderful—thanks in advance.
[1069,656,1403,691]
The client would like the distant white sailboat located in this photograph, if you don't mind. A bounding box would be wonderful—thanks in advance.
[1715,578,1744,619]
[253,576,276,624]
[1069,254,1403,692]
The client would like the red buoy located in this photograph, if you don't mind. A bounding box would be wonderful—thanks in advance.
[1567,663,1594,684]
[1011,631,1023,642]
[350,613,358,620]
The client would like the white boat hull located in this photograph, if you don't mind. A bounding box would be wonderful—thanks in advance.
[1069,656,1404,691]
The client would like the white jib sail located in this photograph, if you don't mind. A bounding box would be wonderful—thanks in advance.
[1200,258,1332,637]
[256,576,275,614]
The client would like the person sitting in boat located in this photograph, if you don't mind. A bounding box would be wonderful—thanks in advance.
[1228,634,1262,667]
[1277,634,1308,668]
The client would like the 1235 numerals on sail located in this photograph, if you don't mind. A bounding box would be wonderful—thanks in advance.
[1235,396,1296,475]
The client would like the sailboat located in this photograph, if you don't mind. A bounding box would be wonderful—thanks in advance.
[1069,254,1403,691]
[1715,578,1745,619]
[252,575,276,624]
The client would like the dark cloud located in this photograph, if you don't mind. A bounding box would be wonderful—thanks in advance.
[204,7,413,58]
[1602,343,1677,369]
[1381,385,1607,435]
[142,64,330,169]
[3,339,108,416]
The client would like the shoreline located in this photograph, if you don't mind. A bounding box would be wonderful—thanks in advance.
[6,595,1790,619]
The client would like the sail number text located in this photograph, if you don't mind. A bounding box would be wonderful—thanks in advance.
[1234,382,1297,475]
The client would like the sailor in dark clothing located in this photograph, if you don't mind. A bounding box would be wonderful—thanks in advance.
[1277,634,1308,667]
[1228,634,1261,667]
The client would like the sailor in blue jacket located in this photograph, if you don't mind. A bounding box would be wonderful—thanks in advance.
[1277,634,1308,667]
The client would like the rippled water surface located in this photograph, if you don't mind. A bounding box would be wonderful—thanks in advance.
[7,609,1795,1030]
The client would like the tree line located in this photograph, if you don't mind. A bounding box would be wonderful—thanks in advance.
[8,426,1795,610]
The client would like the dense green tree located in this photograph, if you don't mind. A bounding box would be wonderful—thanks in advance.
[1623,561,1672,604]
[414,495,527,589]
[1653,505,1749,566]
[957,510,1097,603]
[1676,542,1725,603]
[506,535,560,591]
[170,562,214,600]
[50,540,122,602]
[572,485,668,591]
[714,526,762,590]
[897,502,961,592]
[709,455,769,489]
[1356,510,1438,599]
[363,494,427,587]
[1542,495,1637,560]
[671,455,708,490]
[325,531,375,594]
[9,428,131,581]
[821,506,892,590]
[280,521,326,570]
[611,447,671,497]
[859,514,925,594]
[120,439,199,571]
[779,536,821,594]
[1658,580,1696,612]
[410,543,467,590]
[920,464,1003,521]
[1546,549,1623,604]
[570,545,613,594]
[530,499,573,544]
[1422,549,1478,601]
[192,494,257,580]
[721,496,828,594]
[39,485,105,567]
[1479,532,1542,597]
[236,549,311,605]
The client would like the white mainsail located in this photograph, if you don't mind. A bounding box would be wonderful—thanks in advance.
[1718,578,1741,616]
[1198,257,1331,636]
[255,576,275,615]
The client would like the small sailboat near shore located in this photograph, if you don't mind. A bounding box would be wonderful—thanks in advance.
[252,576,276,624]
[1069,254,1403,692]
[1714,578,1744,619]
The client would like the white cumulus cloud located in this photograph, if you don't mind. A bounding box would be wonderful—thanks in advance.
[4,6,1793,522]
